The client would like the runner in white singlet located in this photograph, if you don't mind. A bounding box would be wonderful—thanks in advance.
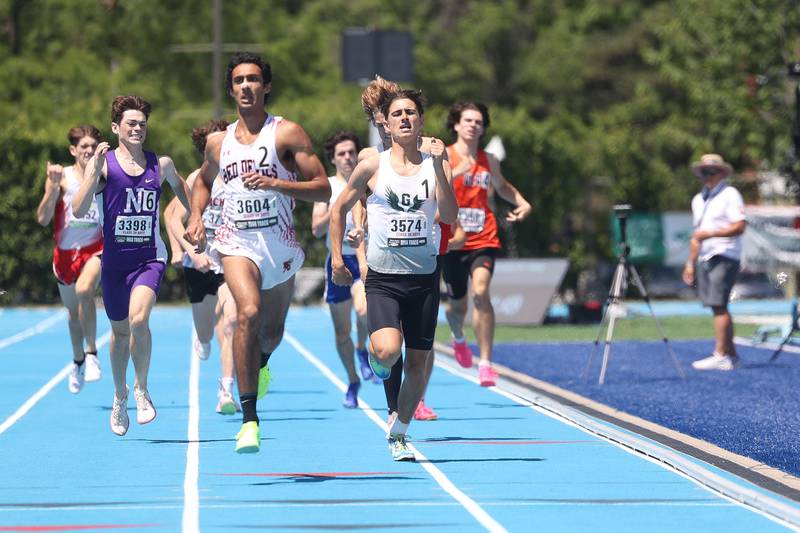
[165,119,239,415]
[184,52,330,454]
[36,125,105,394]
[329,89,458,461]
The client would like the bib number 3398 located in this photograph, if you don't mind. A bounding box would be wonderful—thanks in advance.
[232,193,277,230]
[388,213,427,247]
[114,215,153,243]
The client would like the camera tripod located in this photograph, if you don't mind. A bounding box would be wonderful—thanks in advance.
[581,208,685,384]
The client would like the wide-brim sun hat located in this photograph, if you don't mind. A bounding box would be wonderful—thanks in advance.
[691,153,733,178]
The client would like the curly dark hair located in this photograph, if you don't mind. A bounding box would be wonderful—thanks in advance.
[190,119,229,154]
[324,131,362,162]
[446,102,490,137]
[225,52,272,102]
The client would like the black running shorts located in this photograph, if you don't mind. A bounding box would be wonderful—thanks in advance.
[441,247,498,300]
[183,267,225,304]
[365,267,440,351]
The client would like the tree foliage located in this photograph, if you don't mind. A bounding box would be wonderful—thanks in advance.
[1,0,799,303]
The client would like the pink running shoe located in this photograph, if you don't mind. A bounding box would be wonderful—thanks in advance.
[453,339,474,368]
[479,364,498,387]
[414,400,438,421]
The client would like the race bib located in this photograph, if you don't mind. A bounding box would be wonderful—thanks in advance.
[458,207,486,233]
[231,192,277,230]
[68,203,100,229]
[114,215,153,243]
[387,212,427,247]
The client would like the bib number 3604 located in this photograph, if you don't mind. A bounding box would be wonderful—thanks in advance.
[232,193,277,230]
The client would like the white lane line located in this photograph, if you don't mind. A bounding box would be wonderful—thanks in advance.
[433,356,800,532]
[0,329,111,436]
[0,310,67,351]
[182,335,201,533]
[284,333,508,533]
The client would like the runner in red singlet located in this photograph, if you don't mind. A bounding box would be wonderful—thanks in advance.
[442,102,532,387]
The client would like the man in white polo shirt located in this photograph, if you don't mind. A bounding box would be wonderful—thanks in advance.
[682,153,747,371]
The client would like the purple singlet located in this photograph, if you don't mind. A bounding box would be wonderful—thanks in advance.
[99,151,166,270]
[98,150,167,321]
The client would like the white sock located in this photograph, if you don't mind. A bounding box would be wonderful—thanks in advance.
[453,334,465,344]
[389,418,409,436]
[479,360,491,369]
[220,377,234,393]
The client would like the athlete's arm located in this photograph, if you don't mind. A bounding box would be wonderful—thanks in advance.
[73,142,110,218]
[430,138,458,225]
[311,201,331,238]
[487,153,532,223]
[330,157,378,286]
[185,132,222,252]
[36,162,63,226]
[357,146,378,163]
[448,219,467,251]
[241,120,330,202]
[165,171,212,273]
[159,155,190,212]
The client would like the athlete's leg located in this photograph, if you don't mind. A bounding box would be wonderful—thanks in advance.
[371,327,404,369]
[256,275,295,356]
[445,296,468,339]
[396,348,429,424]
[57,283,84,362]
[74,256,101,354]
[470,266,495,364]
[351,281,368,351]
[329,299,359,384]
[192,294,218,345]
[216,283,237,382]
[108,317,131,398]
[127,285,157,390]
[221,256,262,404]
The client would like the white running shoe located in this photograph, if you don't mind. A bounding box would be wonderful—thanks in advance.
[134,385,157,424]
[216,379,240,415]
[110,386,129,436]
[84,353,101,382]
[192,331,211,360]
[68,362,85,394]
[691,352,740,371]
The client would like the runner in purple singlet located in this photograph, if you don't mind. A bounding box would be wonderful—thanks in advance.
[73,95,190,436]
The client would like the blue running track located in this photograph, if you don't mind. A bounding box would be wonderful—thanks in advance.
[0,306,797,532]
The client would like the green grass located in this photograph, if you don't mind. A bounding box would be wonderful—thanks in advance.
[435,316,761,344]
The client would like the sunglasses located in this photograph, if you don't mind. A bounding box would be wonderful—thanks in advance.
[700,168,720,178]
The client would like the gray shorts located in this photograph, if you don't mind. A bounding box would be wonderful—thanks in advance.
[697,255,739,308]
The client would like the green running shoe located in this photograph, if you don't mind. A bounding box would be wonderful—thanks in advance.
[235,421,260,454]
[257,363,271,400]
[388,434,415,462]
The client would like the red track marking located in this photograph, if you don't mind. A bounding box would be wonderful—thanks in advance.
[214,471,409,477]
[0,525,158,532]
[421,440,595,445]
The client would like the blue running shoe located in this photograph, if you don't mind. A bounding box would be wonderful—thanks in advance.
[356,348,375,381]
[368,353,392,381]
[342,381,360,408]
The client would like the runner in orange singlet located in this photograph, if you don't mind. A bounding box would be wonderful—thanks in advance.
[442,102,532,386]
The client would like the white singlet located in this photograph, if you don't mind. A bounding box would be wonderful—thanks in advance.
[58,166,102,250]
[325,176,357,255]
[214,115,304,289]
[366,150,438,274]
